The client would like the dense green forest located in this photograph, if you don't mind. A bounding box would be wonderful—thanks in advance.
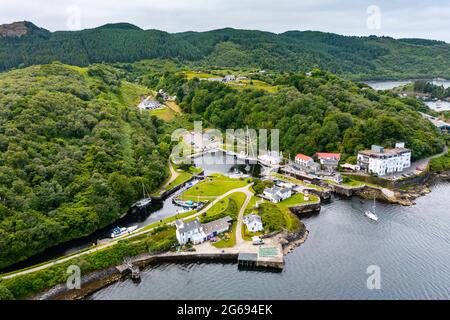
[176,69,445,161]
[412,81,450,99]
[1,21,450,80]
[0,63,171,268]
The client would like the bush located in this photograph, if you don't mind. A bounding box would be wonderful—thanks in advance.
[0,285,14,300]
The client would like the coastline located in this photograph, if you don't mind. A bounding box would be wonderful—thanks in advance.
[11,168,450,300]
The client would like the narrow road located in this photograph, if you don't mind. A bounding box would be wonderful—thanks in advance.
[160,160,180,190]
[1,184,254,280]
[235,190,253,246]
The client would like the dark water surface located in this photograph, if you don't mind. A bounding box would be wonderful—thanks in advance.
[91,183,450,300]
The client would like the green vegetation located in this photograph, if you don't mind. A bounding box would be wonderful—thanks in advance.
[251,178,274,194]
[0,285,14,300]
[180,174,249,199]
[429,151,450,172]
[179,70,445,161]
[257,203,300,233]
[2,22,450,80]
[200,192,246,223]
[0,227,177,300]
[277,193,320,208]
[412,81,450,99]
[0,63,172,269]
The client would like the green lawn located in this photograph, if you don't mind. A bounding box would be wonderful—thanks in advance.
[277,193,320,209]
[200,192,246,223]
[180,174,250,199]
[271,172,325,191]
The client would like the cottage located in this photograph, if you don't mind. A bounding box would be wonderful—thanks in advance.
[357,143,411,176]
[316,152,341,171]
[175,219,206,245]
[295,153,314,167]
[223,75,236,83]
[202,216,233,240]
[263,186,292,203]
[243,214,264,233]
[175,216,232,245]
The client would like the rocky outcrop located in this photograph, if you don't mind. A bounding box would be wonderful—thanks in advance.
[0,21,47,37]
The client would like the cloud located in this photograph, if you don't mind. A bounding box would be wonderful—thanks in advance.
[0,0,449,42]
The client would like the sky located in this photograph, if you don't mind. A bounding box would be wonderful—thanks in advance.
[1,0,450,42]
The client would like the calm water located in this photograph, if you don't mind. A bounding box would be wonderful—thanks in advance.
[0,154,260,274]
[91,183,450,300]
[364,79,450,91]
[364,80,412,91]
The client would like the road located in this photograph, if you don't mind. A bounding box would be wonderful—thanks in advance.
[160,160,180,190]
[1,184,254,280]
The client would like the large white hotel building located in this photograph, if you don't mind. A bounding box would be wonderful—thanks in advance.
[357,143,412,176]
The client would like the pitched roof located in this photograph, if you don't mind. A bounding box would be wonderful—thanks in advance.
[295,153,313,161]
[176,219,202,234]
[316,152,341,160]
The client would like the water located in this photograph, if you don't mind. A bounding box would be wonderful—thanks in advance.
[91,183,450,300]
[364,80,412,91]
[0,153,260,274]
[193,151,261,177]
[364,79,450,91]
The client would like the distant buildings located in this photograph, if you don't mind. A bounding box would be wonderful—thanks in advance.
[315,152,341,171]
[157,89,176,102]
[138,98,164,110]
[243,214,264,233]
[175,216,232,245]
[295,153,314,168]
[357,143,411,176]
[419,112,450,134]
[263,186,292,203]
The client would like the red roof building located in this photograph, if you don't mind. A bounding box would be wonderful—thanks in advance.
[316,152,341,160]
[295,153,313,162]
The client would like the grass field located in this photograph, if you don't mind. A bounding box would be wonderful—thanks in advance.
[180,174,250,199]
[277,193,320,209]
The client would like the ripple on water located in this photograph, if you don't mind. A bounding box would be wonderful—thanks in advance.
[90,183,450,300]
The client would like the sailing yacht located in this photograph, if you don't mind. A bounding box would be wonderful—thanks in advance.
[365,195,379,221]
[133,183,152,209]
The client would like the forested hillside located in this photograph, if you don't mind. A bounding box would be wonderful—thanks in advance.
[1,21,450,80]
[0,63,170,268]
[177,69,445,161]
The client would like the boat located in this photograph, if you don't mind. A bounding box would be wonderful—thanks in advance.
[111,226,138,238]
[365,195,379,221]
[133,183,152,209]
[186,179,200,188]
[173,198,199,208]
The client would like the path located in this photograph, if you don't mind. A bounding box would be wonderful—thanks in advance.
[235,189,253,246]
[1,183,254,280]
[160,160,180,190]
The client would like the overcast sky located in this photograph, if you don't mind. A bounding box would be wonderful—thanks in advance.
[1,0,449,42]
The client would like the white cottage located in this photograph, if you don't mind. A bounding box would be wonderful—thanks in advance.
[263,186,292,203]
[175,219,206,245]
[243,214,264,233]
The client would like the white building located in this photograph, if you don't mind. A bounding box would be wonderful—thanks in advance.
[295,153,314,167]
[243,214,264,233]
[263,186,292,203]
[175,219,206,245]
[175,216,232,245]
[357,143,411,176]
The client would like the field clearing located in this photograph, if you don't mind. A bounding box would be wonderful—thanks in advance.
[180,174,250,199]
